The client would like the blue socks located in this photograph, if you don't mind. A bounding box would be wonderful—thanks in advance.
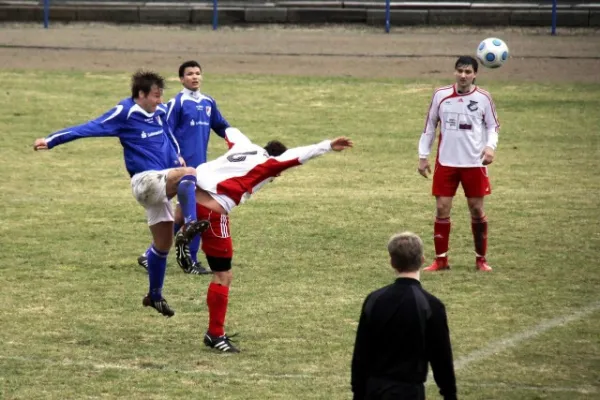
[173,222,182,236]
[177,175,197,225]
[148,245,168,301]
[189,235,200,263]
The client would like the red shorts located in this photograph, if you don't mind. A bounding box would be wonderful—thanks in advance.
[196,203,233,258]
[432,162,492,198]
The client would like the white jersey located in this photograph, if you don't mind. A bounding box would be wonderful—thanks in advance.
[419,84,500,167]
[196,128,332,213]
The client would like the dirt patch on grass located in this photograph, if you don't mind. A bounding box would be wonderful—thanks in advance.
[1,23,599,83]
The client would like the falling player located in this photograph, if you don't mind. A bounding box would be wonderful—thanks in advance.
[178,128,353,352]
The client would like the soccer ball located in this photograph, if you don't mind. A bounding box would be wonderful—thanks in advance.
[476,38,509,69]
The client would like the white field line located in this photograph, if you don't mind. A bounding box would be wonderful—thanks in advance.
[459,382,598,394]
[453,301,600,372]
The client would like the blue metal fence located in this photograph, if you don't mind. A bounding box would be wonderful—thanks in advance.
[40,0,568,34]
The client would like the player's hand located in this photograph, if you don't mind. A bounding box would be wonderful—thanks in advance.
[178,156,186,167]
[481,146,495,165]
[33,138,49,151]
[330,137,353,152]
[418,158,431,178]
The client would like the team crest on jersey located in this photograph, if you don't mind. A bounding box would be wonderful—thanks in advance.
[205,106,212,117]
[467,100,479,112]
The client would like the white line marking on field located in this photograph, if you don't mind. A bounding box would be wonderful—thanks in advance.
[426,301,600,385]
[460,382,598,394]
[454,301,600,371]
[1,302,599,389]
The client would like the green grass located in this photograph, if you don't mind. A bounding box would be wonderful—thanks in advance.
[0,70,599,399]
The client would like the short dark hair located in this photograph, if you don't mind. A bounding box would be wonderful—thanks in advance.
[264,140,287,157]
[387,232,424,273]
[455,55,478,73]
[131,70,165,99]
[179,60,202,78]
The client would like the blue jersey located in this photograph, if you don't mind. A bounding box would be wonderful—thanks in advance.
[45,98,181,177]
[166,89,229,168]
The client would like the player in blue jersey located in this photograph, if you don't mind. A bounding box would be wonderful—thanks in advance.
[33,70,209,318]
[138,60,232,276]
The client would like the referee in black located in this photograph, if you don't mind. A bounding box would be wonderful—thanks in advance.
[351,232,457,400]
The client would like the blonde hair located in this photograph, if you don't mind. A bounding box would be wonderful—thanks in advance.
[387,232,424,272]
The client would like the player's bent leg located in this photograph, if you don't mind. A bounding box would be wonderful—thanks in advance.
[166,167,207,248]
[467,197,492,272]
[165,167,197,199]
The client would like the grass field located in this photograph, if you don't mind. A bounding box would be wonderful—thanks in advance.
[0,70,599,399]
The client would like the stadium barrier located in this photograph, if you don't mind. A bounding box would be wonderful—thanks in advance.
[0,1,599,29]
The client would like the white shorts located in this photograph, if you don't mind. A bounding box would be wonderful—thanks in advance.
[130,169,174,226]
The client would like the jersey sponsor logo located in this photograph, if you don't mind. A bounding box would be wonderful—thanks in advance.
[458,98,464,102]
[196,105,203,111]
[140,129,164,139]
[205,106,212,117]
[190,120,209,127]
[459,123,472,130]
[467,100,479,112]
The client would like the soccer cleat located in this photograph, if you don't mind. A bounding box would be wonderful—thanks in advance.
[179,220,210,244]
[204,332,240,353]
[175,220,210,271]
[143,295,175,317]
[137,253,148,272]
[476,257,493,272]
[423,258,451,272]
[175,236,192,272]
[186,261,212,275]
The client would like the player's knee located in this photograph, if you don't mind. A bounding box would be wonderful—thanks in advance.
[435,204,452,218]
[469,205,485,218]
[182,167,196,176]
[207,255,232,273]
[153,237,172,253]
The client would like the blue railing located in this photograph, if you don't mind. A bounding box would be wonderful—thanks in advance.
[40,0,566,34]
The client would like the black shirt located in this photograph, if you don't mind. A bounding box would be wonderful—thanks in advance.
[351,278,457,400]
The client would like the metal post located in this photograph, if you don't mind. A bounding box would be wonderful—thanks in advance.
[551,0,557,35]
[212,0,218,30]
[43,0,50,29]
[385,0,391,33]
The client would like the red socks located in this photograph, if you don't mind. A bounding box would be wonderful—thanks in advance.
[434,217,451,260]
[207,282,229,337]
[471,215,488,258]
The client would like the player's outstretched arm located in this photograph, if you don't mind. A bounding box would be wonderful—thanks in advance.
[33,104,126,151]
[330,137,353,152]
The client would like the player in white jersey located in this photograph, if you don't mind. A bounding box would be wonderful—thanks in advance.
[417,56,500,272]
[175,128,353,352]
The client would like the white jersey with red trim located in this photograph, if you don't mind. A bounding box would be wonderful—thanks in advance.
[419,84,500,167]
[196,128,332,213]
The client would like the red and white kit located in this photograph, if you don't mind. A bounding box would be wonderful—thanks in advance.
[419,84,500,197]
[195,128,333,256]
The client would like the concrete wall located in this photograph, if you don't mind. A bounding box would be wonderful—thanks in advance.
[0,1,598,27]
